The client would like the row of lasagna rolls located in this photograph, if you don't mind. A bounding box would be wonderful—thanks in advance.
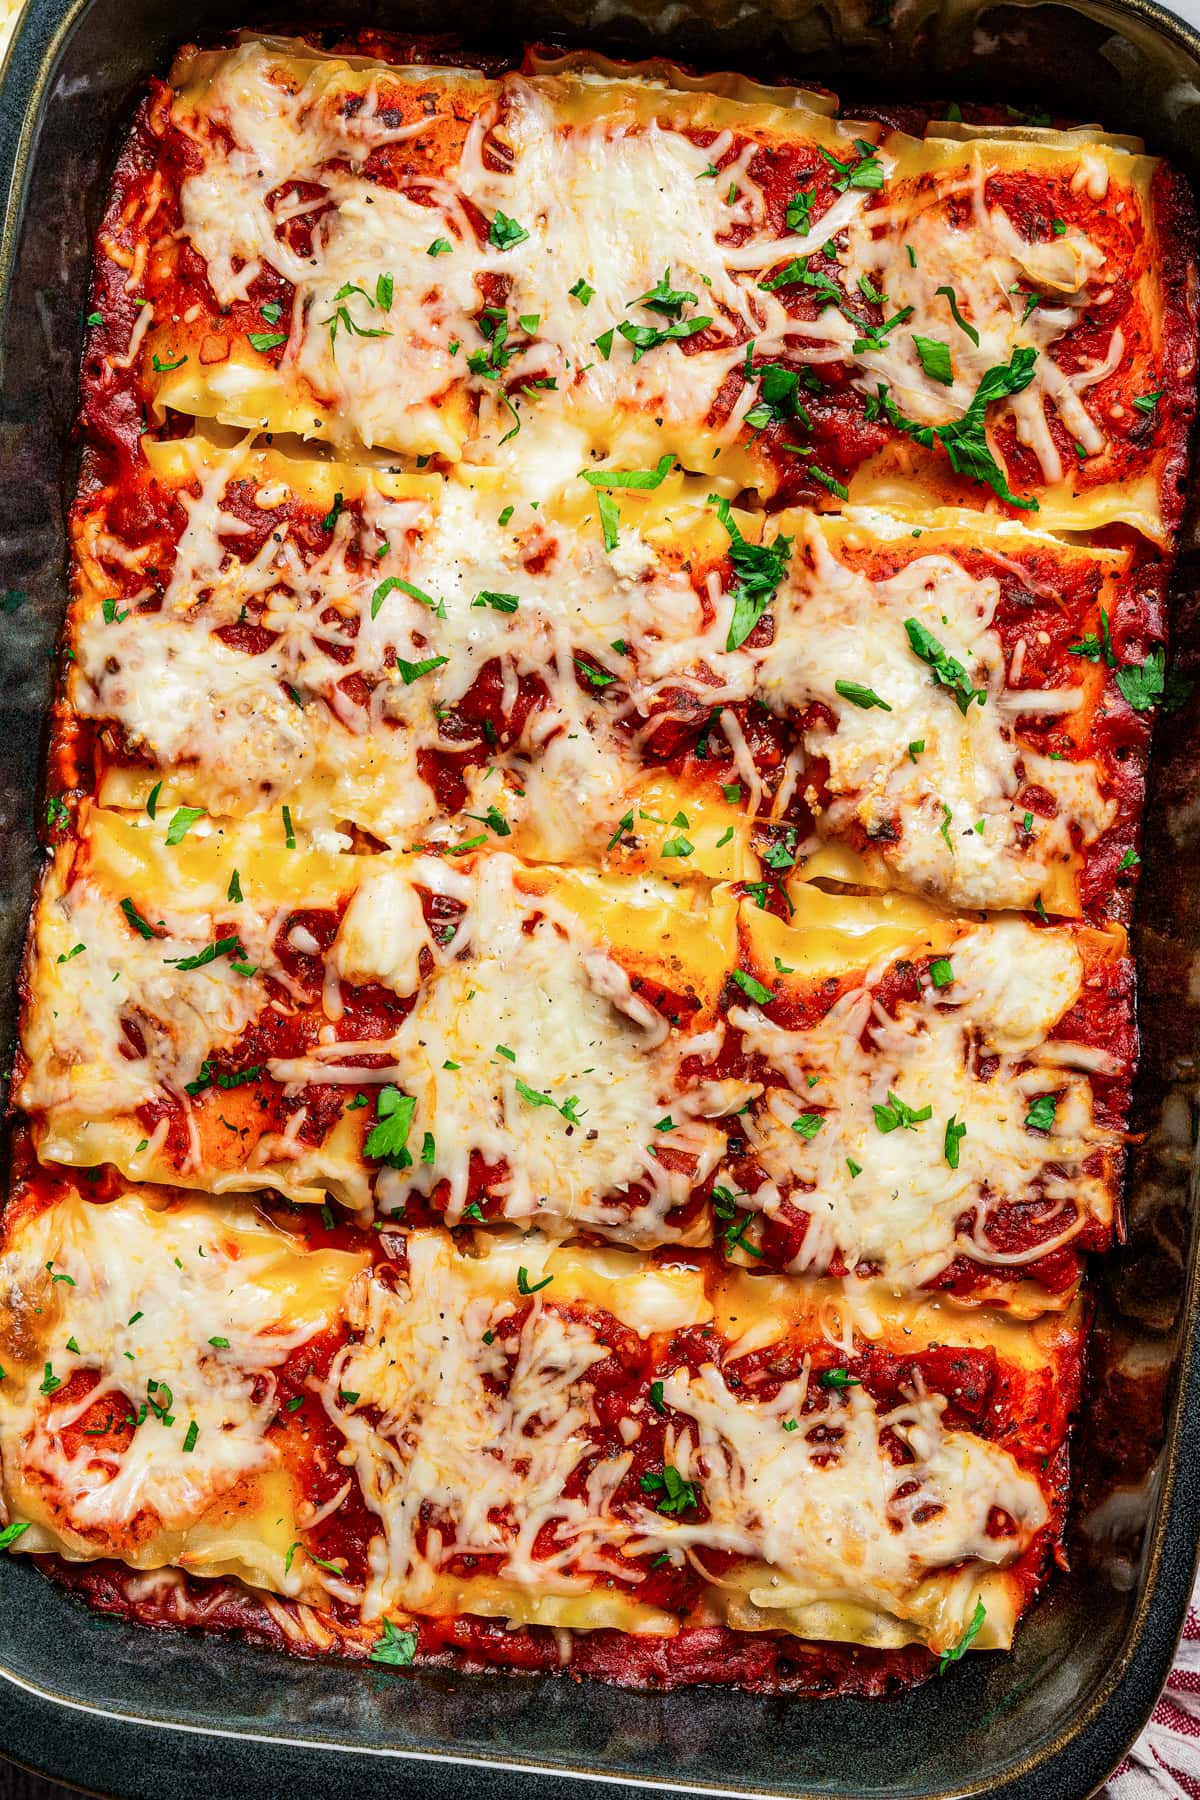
[18,805,1129,1307]
[81,36,1196,538]
[0,1188,1085,1660]
[66,434,1157,920]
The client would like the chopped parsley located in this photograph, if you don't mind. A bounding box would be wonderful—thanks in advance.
[745,362,809,432]
[818,139,885,193]
[580,454,674,490]
[730,968,774,1006]
[944,1113,966,1169]
[904,618,985,715]
[569,277,595,305]
[1068,607,1116,668]
[166,934,245,974]
[1024,1094,1058,1133]
[1116,647,1165,712]
[371,575,443,619]
[791,1113,824,1139]
[488,210,529,251]
[939,1599,986,1674]
[369,1621,418,1666]
[866,348,1040,508]
[396,655,449,685]
[365,1086,417,1168]
[165,805,206,845]
[247,331,288,353]
[640,1466,699,1515]
[913,334,953,385]
[873,1090,932,1133]
[709,494,792,652]
[929,957,954,989]
[120,897,156,939]
[786,185,816,232]
[934,285,980,347]
[514,1079,585,1126]
[598,492,620,550]
[835,679,892,711]
[517,1266,554,1295]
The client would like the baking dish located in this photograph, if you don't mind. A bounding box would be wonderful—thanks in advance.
[2,0,1200,1795]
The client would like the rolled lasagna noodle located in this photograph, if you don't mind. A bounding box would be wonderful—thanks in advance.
[0,1194,1085,1659]
[18,807,1126,1303]
[71,434,1148,916]
[85,35,1192,536]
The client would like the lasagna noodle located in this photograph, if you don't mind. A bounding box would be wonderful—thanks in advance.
[0,1194,1083,1658]
[0,1188,368,1591]
[98,37,1187,533]
[70,434,1138,916]
[838,132,1185,539]
[17,808,1125,1297]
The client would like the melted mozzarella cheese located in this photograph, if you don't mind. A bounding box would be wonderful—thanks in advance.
[0,1192,364,1582]
[758,511,1114,913]
[320,1230,1045,1651]
[274,852,743,1238]
[20,841,269,1130]
[21,815,743,1234]
[162,40,1148,516]
[75,438,1116,914]
[839,147,1116,485]
[726,917,1116,1285]
[76,440,736,865]
[165,41,879,461]
[638,1363,1046,1624]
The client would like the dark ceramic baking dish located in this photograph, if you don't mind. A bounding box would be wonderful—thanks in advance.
[2,0,1200,1794]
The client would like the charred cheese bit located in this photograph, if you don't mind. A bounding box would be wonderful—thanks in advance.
[0,1191,366,1590]
[320,1229,1047,1654]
